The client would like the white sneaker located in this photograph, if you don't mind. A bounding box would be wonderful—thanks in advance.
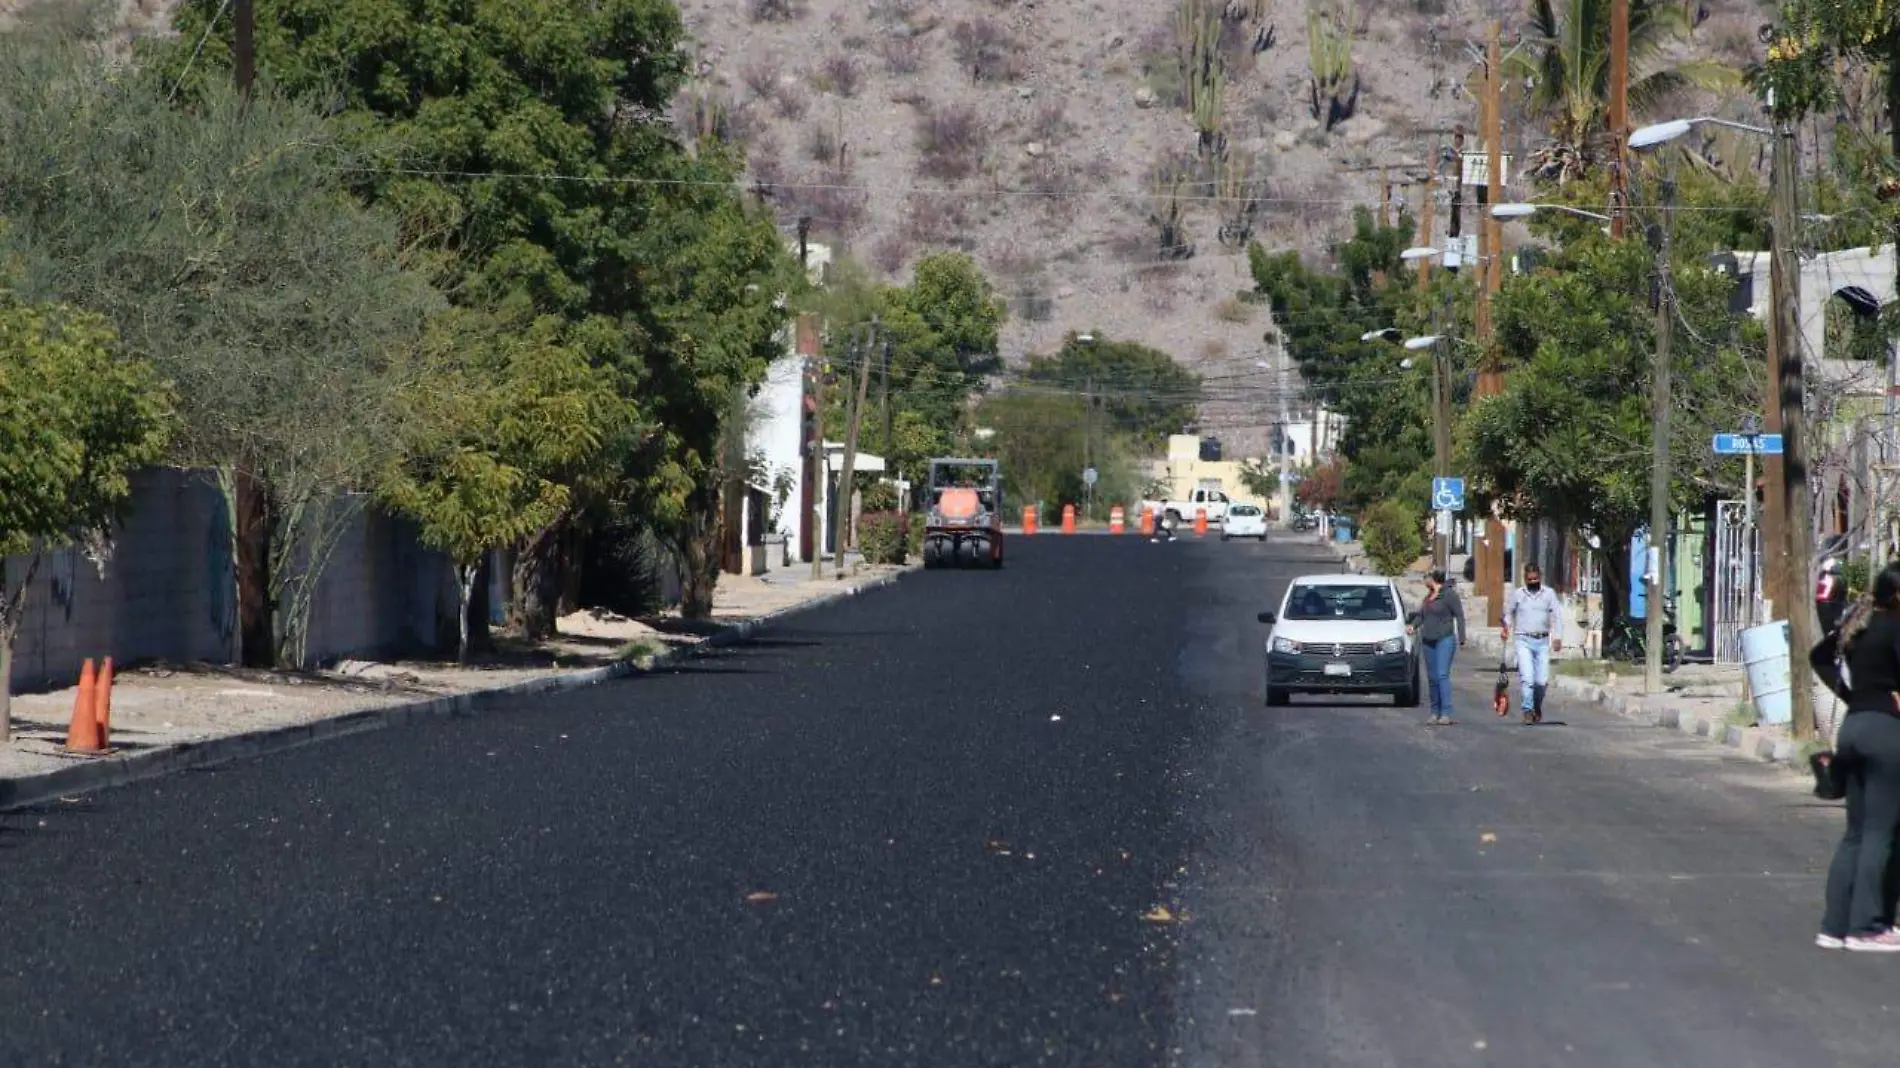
[1816,933,1845,950]
[1845,930,1900,952]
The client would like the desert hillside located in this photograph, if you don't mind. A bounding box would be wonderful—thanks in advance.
[5,0,1776,454]
[672,0,1771,453]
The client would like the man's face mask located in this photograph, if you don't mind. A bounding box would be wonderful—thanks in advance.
[1526,579,1542,591]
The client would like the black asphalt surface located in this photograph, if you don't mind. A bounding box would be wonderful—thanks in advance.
[0,534,1894,1066]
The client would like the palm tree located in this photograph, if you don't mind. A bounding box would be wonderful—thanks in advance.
[1508,0,1736,183]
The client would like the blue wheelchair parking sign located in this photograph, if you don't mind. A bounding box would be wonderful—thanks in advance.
[1431,477,1465,512]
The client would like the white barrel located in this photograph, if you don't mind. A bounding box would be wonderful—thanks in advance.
[1741,620,1793,725]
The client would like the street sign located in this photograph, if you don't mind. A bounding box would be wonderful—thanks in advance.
[1712,433,1784,456]
[1431,477,1466,511]
[1435,509,1453,536]
[1082,467,1098,486]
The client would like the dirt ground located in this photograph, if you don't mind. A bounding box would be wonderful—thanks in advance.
[0,563,909,782]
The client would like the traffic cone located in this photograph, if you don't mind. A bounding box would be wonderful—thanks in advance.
[94,656,114,748]
[1109,505,1126,534]
[1022,505,1038,535]
[1061,504,1077,534]
[1194,508,1209,537]
[1139,508,1155,536]
[65,659,103,753]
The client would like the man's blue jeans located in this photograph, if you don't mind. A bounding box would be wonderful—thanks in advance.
[1516,635,1552,711]
[1423,637,1456,715]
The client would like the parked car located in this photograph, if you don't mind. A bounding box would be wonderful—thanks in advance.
[1139,485,1232,527]
[1256,574,1421,707]
[1221,502,1268,540]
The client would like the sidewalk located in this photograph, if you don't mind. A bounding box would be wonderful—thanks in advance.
[1304,531,1839,775]
[0,558,913,808]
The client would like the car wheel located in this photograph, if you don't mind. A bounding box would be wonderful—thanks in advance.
[1221,533,1230,542]
[1396,669,1422,708]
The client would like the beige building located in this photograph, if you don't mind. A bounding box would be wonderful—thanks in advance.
[1148,435,1266,508]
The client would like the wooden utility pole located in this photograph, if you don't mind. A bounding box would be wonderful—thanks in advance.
[234,0,255,98]
[833,319,878,579]
[1476,19,1510,626]
[1769,123,1820,739]
[1609,0,1631,239]
[1416,172,1436,294]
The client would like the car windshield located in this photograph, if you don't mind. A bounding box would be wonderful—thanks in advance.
[1230,506,1259,516]
[1282,583,1399,621]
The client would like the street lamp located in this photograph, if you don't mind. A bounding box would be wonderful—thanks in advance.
[1365,328,1454,569]
[1636,112,1820,737]
[1627,131,1681,696]
[1490,202,1612,223]
[1627,115,1769,149]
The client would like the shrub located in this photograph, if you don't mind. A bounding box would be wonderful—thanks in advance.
[818,53,863,97]
[1214,295,1253,323]
[742,61,780,99]
[749,0,801,22]
[806,121,840,164]
[1359,500,1424,577]
[907,514,925,557]
[902,193,972,247]
[915,104,987,180]
[770,82,809,120]
[951,17,1019,81]
[1030,100,1071,143]
[787,168,868,236]
[858,511,910,565]
[879,36,923,74]
[871,233,913,274]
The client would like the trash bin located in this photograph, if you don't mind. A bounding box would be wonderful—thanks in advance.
[1741,620,1793,726]
[1333,519,1354,543]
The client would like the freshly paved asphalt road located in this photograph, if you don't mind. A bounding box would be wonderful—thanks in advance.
[0,534,1894,1066]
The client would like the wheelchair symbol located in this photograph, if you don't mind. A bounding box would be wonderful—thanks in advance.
[1431,478,1464,511]
[1433,488,1459,509]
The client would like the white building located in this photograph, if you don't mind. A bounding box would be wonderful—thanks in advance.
[737,240,887,571]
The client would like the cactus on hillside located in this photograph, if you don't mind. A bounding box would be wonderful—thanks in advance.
[1178,0,1227,160]
[1215,153,1260,248]
[1306,2,1358,133]
[1149,158,1196,261]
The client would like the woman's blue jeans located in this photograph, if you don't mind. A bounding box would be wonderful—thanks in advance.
[1423,637,1457,715]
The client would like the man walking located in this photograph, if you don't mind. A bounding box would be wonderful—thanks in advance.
[1501,564,1564,724]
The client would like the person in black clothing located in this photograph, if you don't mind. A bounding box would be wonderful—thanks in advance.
[1417,569,1467,727]
[1812,564,1900,952]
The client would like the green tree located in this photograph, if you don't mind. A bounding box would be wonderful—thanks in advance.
[379,311,618,662]
[0,293,174,739]
[1360,500,1425,576]
[1020,333,1201,448]
[979,389,1146,521]
[154,0,789,634]
[1509,0,1733,183]
[1467,236,1762,629]
[0,27,444,669]
[1248,208,1436,512]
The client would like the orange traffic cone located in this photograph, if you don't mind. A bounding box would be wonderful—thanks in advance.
[65,658,103,753]
[1061,504,1077,534]
[1139,508,1155,536]
[1109,505,1126,534]
[1022,505,1038,535]
[1194,508,1209,537]
[94,656,115,749]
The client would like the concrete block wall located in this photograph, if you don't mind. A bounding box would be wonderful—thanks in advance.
[7,469,459,694]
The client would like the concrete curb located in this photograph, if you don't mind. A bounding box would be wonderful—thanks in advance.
[0,570,909,813]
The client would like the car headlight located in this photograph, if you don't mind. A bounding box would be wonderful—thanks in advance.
[1271,636,1300,654]
[1379,637,1406,654]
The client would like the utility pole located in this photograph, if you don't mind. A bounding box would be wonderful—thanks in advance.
[834,320,878,579]
[1084,376,1094,521]
[1416,172,1436,294]
[1273,327,1293,529]
[234,0,255,99]
[1644,169,1677,695]
[1769,122,1820,739]
[1477,18,1510,625]
[1608,0,1630,238]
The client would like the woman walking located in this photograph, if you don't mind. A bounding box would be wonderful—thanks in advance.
[1418,568,1467,726]
[1814,563,1900,951]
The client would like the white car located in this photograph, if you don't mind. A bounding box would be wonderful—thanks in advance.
[1256,574,1421,707]
[1221,503,1268,540]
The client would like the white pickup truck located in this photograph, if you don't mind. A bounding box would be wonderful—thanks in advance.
[1141,486,1233,526]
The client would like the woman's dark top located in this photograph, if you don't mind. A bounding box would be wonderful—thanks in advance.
[1810,612,1900,714]
[1418,584,1467,644]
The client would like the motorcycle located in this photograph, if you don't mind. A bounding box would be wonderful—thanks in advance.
[1602,594,1684,672]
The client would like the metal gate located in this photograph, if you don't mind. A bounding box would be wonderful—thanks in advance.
[1711,500,1759,663]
